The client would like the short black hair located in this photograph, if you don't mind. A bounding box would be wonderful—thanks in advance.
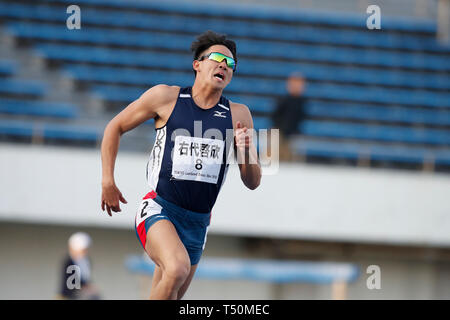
[190,30,237,74]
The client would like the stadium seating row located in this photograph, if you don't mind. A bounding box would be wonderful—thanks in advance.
[0,98,78,118]
[5,21,448,73]
[292,139,450,165]
[0,78,46,96]
[47,0,441,34]
[61,63,450,108]
[0,119,100,142]
[34,43,450,91]
[0,60,17,76]
[301,120,450,145]
[306,102,450,126]
[0,2,448,53]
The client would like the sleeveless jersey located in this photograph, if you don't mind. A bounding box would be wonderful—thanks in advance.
[146,86,234,213]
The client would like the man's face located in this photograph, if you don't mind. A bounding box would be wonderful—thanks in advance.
[193,44,234,89]
[287,76,305,97]
[69,247,88,260]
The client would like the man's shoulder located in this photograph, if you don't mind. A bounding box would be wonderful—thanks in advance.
[229,100,254,128]
[136,85,180,117]
[229,100,250,113]
[142,84,180,102]
[153,84,180,93]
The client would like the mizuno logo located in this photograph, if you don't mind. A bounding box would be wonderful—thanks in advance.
[213,111,227,118]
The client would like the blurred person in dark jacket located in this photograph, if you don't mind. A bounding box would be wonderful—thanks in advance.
[57,232,101,300]
[271,72,307,161]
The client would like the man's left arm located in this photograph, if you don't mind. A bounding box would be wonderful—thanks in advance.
[230,102,262,190]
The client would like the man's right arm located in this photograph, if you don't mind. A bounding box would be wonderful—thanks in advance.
[100,84,178,216]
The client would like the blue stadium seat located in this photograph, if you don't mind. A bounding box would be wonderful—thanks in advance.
[251,117,272,131]
[306,102,450,126]
[301,121,450,146]
[0,119,34,137]
[0,98,78,118]
[292,139,450,165]
[0,60,17,76]
[43,123,100,141]
[0,79,46,96]
[92,85,146,102]
[0,119,100,142]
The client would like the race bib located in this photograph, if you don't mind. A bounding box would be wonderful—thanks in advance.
[135,197,162,228]
[172,136,224,184]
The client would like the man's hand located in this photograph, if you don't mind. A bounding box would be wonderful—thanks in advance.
[101,182,127,216]
[234,121,252,161]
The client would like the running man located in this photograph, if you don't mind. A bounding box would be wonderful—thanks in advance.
[100,30,261,300]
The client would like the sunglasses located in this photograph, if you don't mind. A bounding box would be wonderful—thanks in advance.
[198,52,236,72]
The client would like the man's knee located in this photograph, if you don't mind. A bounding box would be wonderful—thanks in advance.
[164,260,190,284]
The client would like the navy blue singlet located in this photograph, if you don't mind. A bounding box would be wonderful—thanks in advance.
[146,86,234,213]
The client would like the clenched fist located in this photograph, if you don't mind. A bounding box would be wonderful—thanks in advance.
[234,121,254,163]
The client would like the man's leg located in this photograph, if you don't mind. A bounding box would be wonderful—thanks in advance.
[150,260,198,300]
[149,265,162,296]
[145,219,191,300]
[177,264,198,300]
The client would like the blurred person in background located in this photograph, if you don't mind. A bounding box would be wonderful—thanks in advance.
[271,72,307,161]
[57,232,101,300]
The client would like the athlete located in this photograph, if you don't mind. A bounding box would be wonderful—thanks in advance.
[100,30,261,300]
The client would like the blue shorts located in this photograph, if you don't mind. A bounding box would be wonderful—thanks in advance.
[135,191,211,265]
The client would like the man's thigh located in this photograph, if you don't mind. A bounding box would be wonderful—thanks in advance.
[145,219,190,270]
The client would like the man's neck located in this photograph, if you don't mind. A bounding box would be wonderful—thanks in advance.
[191,81,222,109]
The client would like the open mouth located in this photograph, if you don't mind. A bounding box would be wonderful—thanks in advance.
[214,73,224,81]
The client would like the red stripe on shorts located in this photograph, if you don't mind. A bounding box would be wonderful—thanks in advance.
[143,190,157,200]
[136,221,147,249]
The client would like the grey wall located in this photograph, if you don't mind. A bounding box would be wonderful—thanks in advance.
[2,143,450,247]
